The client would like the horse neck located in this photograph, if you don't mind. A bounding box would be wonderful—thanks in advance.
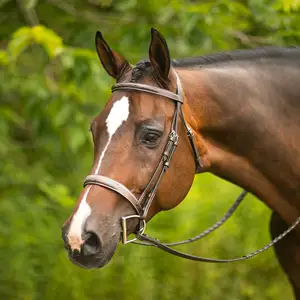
[177,65,300,226]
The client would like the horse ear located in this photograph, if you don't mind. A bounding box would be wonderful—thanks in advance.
[149,28,171,83]
[95,31,131,80]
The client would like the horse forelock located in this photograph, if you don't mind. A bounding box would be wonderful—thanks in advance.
[130,60,152,83]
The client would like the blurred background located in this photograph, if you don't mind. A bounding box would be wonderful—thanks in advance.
[1,0,300,299]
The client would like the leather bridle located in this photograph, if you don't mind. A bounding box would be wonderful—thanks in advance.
[84,72,202,241]
[83,72,300,263]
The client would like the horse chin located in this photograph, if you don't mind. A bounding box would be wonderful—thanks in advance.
[68,249,116,269]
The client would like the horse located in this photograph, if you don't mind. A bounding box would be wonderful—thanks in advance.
[62,28,300,299]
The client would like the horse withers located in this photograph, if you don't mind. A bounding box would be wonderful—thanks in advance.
[62,28,300,299]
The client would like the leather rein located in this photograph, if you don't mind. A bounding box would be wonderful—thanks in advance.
[83,72,300,263]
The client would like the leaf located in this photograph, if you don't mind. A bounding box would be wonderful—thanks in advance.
[7,27,32,60]
[31,25,63,58]
[0,107,25,126]
[7,25,64,61]
[60,51,74,69]
[68,129,87,152]
[0,50,8,66]
[53,104,73,127]
[273,0,300,12]
[37,181,74,207]
[67,47,96,59]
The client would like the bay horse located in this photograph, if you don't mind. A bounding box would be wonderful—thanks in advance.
[62,28,300,298]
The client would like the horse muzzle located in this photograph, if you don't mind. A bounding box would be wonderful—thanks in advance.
[61,217,119,269]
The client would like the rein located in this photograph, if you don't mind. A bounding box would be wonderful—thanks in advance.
[83,72,300,263]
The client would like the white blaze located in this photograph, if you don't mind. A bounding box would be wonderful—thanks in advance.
[67,186,92,250]
[95,96,130,174]
[67,96,130,244]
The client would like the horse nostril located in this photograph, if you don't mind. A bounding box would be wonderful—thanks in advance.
[82,231,101,256]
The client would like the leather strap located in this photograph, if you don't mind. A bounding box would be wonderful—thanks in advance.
[136,233,250,263]
[83,175,143,215]
[112,83,183,103]
[136,213,300,263]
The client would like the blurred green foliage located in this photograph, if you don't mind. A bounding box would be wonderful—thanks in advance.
[1,0,300,299]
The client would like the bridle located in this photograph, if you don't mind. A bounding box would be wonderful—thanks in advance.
[84,72,202,240]
[83,71,300,263]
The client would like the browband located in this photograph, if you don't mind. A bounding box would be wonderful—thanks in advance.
[112,82,183,103]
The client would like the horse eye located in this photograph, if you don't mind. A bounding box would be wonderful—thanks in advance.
[141,131,162,148]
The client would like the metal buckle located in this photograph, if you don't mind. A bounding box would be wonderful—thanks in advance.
[169,130,179,144]
[121,215,146,244]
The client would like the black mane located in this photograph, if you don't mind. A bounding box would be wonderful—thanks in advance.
[131,46,300,82]
[171,46,300,68]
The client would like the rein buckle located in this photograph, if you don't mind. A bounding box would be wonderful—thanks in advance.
[121,215,146,244]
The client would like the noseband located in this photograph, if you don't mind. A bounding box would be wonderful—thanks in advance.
[83,72,300,263]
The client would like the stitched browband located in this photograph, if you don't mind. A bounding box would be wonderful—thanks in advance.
[112,83,183,103]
